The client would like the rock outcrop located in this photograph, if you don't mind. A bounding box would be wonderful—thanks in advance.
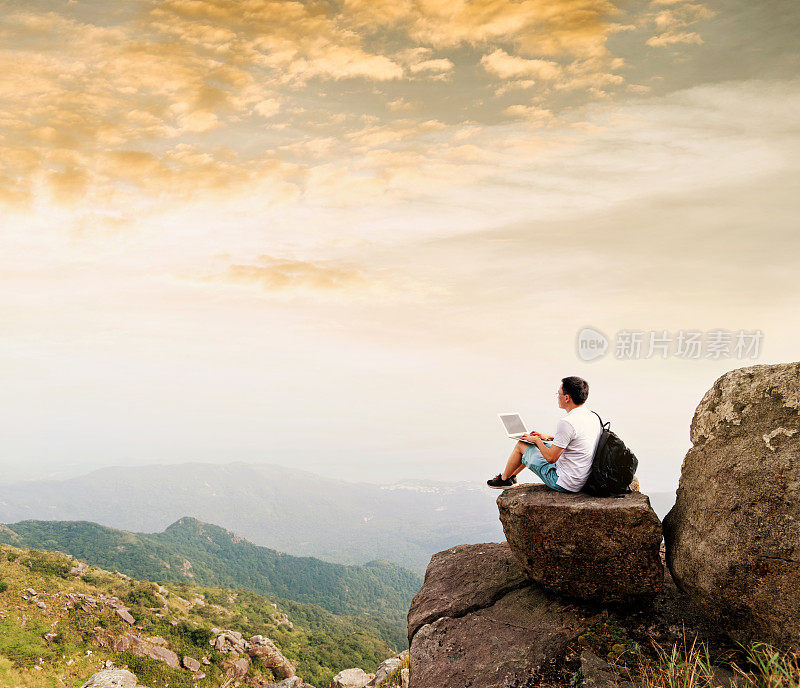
[212,629,297,679]
[79,669,144,688]
[93,629,179,669]
[408,536,741,687]
[331,667,374,687]
[335,649,408,688]
[407,542,529,642]
[248,634,297,679]
[265,679,315,688]
[92,626,303,684]
[497,484,663,602]
[366,650,408,687]
[663,361,800,649]
[408,542,595,688]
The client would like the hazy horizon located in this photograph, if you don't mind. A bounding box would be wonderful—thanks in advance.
[1,1,798,492]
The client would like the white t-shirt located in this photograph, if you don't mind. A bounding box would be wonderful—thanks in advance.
[551,406,602,492]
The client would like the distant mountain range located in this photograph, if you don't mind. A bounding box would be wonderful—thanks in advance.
[0,462,676,573]
[0,516,420,650]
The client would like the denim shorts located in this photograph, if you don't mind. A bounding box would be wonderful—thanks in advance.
[521,441,570,493]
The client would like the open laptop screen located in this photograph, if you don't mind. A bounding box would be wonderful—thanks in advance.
[499,414,526,435]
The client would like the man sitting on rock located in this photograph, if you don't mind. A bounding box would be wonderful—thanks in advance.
[487,376,602,492]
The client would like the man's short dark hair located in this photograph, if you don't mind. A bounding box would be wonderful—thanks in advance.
[561,376,589,405]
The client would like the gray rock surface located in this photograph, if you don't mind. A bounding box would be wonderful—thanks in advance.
[128,635,180,670]
[182,655,201,672]
[497,484,663,602]
[331,667,374,687]
[224,655,250,679]
[408,543,596,688]
[248,634,296,679]
[366,649,408,687]
[580,650,633,688]
[412,584,589,687]
[93,629,179,669]
[115,608,135,625]
[262,678,313,688]
[92,625,303,683]
[663,362,800,649]
[79,669,139,688]
[406,541,529,641]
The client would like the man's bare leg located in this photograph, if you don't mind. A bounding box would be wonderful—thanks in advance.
[501,441,530,480]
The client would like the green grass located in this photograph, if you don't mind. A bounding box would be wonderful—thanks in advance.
[614,634,800,688]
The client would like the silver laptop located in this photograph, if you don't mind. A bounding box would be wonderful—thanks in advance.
[498,413,534,443]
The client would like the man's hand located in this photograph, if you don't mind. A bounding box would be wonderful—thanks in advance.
[524,430,554,442]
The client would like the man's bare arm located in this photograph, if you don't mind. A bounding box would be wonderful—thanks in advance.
[521,433,565,464]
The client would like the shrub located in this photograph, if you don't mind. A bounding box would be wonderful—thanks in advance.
[117,652,195,688]
[20,552,72,579]
[173,621,213,648]
[122,582,160,608]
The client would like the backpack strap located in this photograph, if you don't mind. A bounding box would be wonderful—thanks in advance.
[591,410,611,431]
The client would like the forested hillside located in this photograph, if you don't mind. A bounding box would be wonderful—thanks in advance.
[0,517,421,649]
[0,544,398,687]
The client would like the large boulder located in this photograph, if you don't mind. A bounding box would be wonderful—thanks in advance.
[407,542,529,641]
[412,584,588,687]
[497,484,663,602]
[408,538,745,688]
[663,362,800,649]
[408,542,596,688]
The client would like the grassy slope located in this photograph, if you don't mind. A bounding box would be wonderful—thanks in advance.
[0,544,397,688]
[0,518,421,650]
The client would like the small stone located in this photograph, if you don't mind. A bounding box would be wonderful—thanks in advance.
[115,608,135,625]
[183,656,202,672]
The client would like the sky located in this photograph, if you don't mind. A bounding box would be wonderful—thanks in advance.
[1,0,798,490]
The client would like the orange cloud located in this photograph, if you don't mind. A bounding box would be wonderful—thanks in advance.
[0,0,707,216]
[645,1,714,48]
[481,49,563,80]
[223,255,368,291]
